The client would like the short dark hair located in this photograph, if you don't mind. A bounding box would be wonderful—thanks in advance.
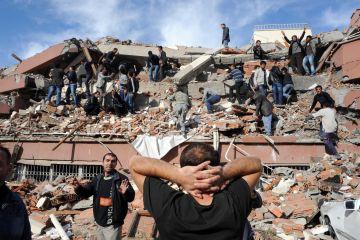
[306,35,312,39]
[199,87,204,92]
[158,46,163,50]
[260,60,266,65]
[281,67,288,72]
[315,85,322,90]
[0,146,11,165]
[102,152,118,162]
[180,143,219,167]
[256,40,261,43]
[128,69,136,77]
[119,65,127,75]
[113,48,118,51]
[148,51,153,55]
[221,23,226,26]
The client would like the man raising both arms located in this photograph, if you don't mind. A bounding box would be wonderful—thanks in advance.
[130,142,262,240]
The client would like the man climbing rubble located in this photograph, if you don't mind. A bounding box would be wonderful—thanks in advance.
[253,40,275,60]
[75,153,135,240]
[0,146,31,240]
[96,68,112,107]
[281,67,294,104]
[306,102,340,159]
[254,92,273,136]
[129,142,262,240]
[309,85,335,113]
[168,85,191,134]
[147,51,160,82]
[199,87,221,114]
[46,64,64,106]
[84,91,101,116]
[225,64,244,104]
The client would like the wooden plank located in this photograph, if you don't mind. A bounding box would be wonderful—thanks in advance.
[82,47,97,76]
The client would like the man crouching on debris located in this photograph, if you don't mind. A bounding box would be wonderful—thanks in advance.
[168,85,191,134]
[130,142,262,240]
[74,153,135,240]
[0,146,31,240]
[254,92,273,136]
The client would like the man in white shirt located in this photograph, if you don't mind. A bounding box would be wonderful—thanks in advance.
[253,61,269,96]
[307,102,340,158]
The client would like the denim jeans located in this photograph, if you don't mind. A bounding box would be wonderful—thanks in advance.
[282,84,294,99]
[302,54,315,75]
[66,83,78,106]
[258,84,267,96]
[125,93,135,113]
[262,114,272,135]
[149,64,159,81]
[47,85,62,106]
[223,39,229,48]
[205,95,221,113]
[272,83,283,104]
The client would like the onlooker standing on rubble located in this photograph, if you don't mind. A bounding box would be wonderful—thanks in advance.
[96,69,111,107]
[81,60,93,97]
[158,46,168,81]
[0,146,31,240]
[125,70,139,114]
[84,91,101,116]
[281,67,294,104]
[168,86,191,134]
[65,66,78,106]
[309,85,335,113]
[303,35,320,76]
[75,153,135,240]
[307,102,340,159]
[221,23,230,48]
[281,27,306,75]
[225,64,244,103]
[253,40,275,60]
[118,65,128,100]
[129,142,262,240]
[253,61,269,96]
[269,61,283,105]
[254,92,273,135]
[199,87,221,113]
[47,65,64,106]
[147,51,160,82]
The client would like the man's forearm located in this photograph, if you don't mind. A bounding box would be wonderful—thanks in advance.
[130,156,181,184]
[222,157,262,180]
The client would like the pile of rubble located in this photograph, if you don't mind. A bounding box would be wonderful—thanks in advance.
[250,153,360,239]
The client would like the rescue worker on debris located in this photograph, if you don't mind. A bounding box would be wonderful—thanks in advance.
[125,70,139,114]
[168,85,191,134]
[96,68,111,108]
[221,23,230,48]
[47,64,64,106]
[225,64,244,104]
[65,66,78,106]
[158,46,168,81]
[0,146,31,240]
[281,27,306,75]
[74,153,135,240]
[199,87,221,114]
[84,91,101,116]
[281,67,294,104]
[309,85,335,113]
[253,40,275,60]
[253,61,269,97]
[306,102,340,159]
[147,51,160,82]
[104,89,128,117]
[254,92,273,136]
[129,142,262,240]
[269,61,283,105]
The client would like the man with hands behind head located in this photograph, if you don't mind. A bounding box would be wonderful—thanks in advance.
[130,142,262,240]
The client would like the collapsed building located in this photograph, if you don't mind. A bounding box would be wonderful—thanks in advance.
[0,9,360,240]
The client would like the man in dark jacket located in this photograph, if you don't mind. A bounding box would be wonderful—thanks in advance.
[0,146,31,240]
[309,85,335,113]
[281,27,306,75]
[147,51,160,82]
[104,90,128,117]
[75,153,135,240]
[281,67,294,104]
[221,23,230,48]
[65,66,78,106]
[84,91,101,116]
[253,40,275,60]
[125,70,139,114]
[254,93,273,135]
[47,65,64,106]
[269,61,283,105]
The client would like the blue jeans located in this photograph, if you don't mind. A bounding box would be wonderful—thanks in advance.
[272,83,283,104]
[205,95,221,113]
[262,114,272,135]
[47,85,62,106]
[282,84,294,99]
[302,54,315,75]
[149,64,159,81]
[125,93,135,113]
[66,83,78,106]
[258,84,267,96]
[223,39,229,48]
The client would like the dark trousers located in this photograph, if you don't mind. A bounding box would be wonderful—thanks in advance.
[291,52,304,75]
[321,132,339,156]
[85,74,93,97]
[229,81,243,103]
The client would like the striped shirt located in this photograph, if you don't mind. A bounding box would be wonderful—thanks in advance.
[228,69,244,82]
